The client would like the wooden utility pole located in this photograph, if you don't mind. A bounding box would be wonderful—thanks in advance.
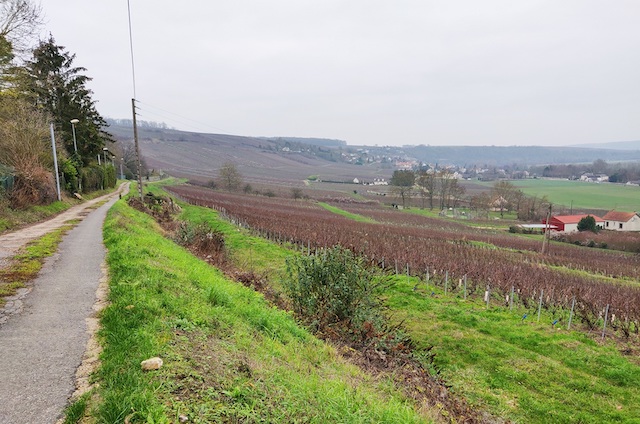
[541,203,552,255]
[132,98,143,200]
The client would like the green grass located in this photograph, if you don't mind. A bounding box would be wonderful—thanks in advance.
[318,202,377,223]
[0,200,70,233]
[499,179,640,211]
[91,199,429,423]
[89,185,640,423]
[384,275,640,424]
[0,223,75,306]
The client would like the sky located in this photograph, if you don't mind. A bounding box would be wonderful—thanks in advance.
[41,0,640,147]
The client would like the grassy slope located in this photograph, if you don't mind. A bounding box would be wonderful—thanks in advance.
[310,202,640,423]
[386,276,640,424]
[97,199,428,423]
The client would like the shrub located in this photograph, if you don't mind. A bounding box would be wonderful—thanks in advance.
[577,215,598,232]
[173,221,225,260]
[284,246,396,347]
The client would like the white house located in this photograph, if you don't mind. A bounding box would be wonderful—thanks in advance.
[602,210,640,232]
[580,173,609,183]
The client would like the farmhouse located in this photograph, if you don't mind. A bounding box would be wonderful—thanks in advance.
[602,210,640,231]
[580,173,609,183]
[542,214,604,233]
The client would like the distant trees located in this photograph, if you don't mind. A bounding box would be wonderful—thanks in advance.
[415,170,435,209]
[218,162,243,191]
[491,181,519,218]
[390,170,414,208]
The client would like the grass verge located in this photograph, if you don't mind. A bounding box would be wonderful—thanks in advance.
[0,222,76,306]
[92,199,429,423]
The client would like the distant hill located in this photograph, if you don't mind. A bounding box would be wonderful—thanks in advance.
[107,122,640,184]
[107,123,391,186]
[569,140,640,150]
[401,145,640,166]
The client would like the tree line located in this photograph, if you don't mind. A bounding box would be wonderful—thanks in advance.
[390,169,550,221]
[0,0,119,208]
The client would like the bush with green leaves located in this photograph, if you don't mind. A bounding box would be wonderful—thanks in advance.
[285,246,400,348]
[577,215,598,232]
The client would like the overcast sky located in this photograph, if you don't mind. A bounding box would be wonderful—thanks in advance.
[41,1,640,146]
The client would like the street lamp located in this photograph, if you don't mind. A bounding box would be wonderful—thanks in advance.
[102,147,108,165]
[70,119,79,153]
[120,158,124,180]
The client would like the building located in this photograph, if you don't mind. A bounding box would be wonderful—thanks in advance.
[543,214,604,233]
[580,173,609,183]
[602,210,640,231]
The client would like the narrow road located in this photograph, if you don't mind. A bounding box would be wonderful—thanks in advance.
[0,186,126,423]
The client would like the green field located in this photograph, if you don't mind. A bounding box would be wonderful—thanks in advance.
[480,179,640,212]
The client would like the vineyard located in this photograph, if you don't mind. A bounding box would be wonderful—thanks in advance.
[166,185,640,339]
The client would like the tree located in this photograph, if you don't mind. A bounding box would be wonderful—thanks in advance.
[578,215,598,233]
[291,187,303,199]
[0,0,43,55]
[390,170,415,208]
[469,192,491,219]
[16,35,113,165]
[437,171,454,210]
[218,162,242,191]
[448,179,466,209]
[492,180,517,218]
[416,170,436,209]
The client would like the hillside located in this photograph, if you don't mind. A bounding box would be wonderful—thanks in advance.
[108,123,640,184]
[108,124,391,186]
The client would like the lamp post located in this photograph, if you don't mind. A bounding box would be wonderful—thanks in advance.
[102,147,108,165]
[70,119,79,153]
[120,158,124,180]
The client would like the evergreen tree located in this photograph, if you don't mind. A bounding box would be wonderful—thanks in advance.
[17,35,113,165]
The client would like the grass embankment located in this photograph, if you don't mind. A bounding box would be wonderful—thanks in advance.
[319,202,377,223]
[0,200,70,233]
[91,199,428,423]
[0,223,76,306]
[385,276,640,423]
[274,201,640,422]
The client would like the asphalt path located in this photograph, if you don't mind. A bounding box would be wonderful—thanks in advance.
[0,188,125,424]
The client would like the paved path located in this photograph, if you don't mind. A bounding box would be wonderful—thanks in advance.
[0,186,127,423]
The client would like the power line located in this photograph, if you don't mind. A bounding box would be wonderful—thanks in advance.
[137,100,230,134]
[127,0,137,99]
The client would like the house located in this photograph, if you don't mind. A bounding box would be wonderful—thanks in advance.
[579,173,609,183]
[542,214,604,233]
[602,210,640,231]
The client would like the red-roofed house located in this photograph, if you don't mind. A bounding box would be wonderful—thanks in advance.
[543,214,604,233]
[602,210,640,231]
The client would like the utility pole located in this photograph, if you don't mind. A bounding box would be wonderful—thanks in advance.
[132,98,143,200]
[541,203,552,255]
[49,124,61,201]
